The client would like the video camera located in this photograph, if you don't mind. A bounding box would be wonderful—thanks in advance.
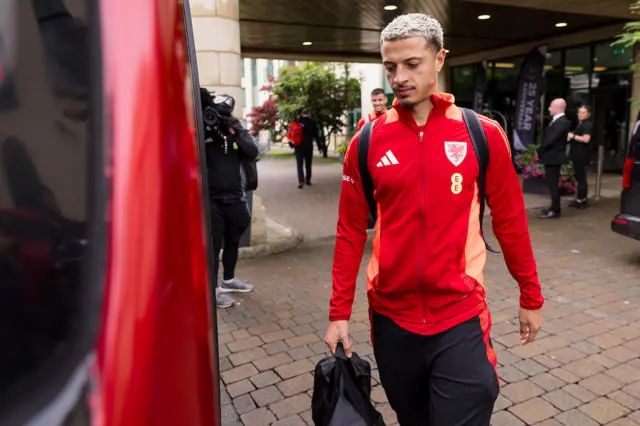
[199,87,236,143]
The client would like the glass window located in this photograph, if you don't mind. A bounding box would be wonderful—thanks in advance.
[487,57,523,128]
[544,50,566,103]
[266,59,273,77]
[451,65,474,108]
[0,0,102,423]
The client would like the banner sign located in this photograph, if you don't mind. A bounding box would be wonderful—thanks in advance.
[513,45,547,150]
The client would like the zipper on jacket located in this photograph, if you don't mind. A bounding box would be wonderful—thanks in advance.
[418,129,428,324]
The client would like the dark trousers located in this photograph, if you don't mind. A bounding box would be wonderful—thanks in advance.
[210,200,251,284]
[572,146,589,200]
[295,145,313,184]
[372,311,499,426]
[545,165,561,212]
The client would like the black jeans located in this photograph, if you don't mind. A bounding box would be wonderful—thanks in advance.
[372,312,499,426]
[295,145,313,184]
[545,165,561,212]
[210,200,251,283]
[571,145,589,200]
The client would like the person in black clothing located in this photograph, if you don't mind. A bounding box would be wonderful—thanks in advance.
[202,88,259,308]
[568,105,593,209]
[538,98,571,219]
[296,109,320,188]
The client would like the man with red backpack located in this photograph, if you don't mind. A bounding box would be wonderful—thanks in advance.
[288,109,320,188]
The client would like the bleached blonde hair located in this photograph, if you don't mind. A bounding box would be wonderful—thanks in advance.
[380,13,444,51]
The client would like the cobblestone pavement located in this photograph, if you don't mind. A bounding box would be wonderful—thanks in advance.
[219,157,640,425]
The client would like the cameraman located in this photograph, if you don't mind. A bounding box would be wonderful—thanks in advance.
[201,88,258,309]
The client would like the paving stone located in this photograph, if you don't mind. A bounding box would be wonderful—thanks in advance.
[554,409,600,426]
[500,380,545,404]
[233,394,257,415]
[490,410,525,425]
[227,379,256,398]
[562,384,597,403]
[269,393,312,420]
[229,347,268,367]
[222,363,260,385]
[250,370,282,389]
[606,362,640,385]
[228,336,264,353]
[530,372,566,391]
[563,358,606,379]
[602,346,639,363]
[275,358,315,380]
[493,394,513,412]
[579,372,623,396]
[542,389,582,411]
[513,359,548,376]
[609,390,640,411]
[251,385,285,407]
[253,352,294,372]
[272,414,307,426]
[500,366,529,384]
[579,397,630,424]
[509,397,558,424]
[277,374,314,397]
[240,407,276,426]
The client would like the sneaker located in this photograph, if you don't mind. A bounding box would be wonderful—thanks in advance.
[215,288,235,308]
[220,278,254,293]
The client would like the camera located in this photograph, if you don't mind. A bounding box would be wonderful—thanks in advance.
[200,88,235,142]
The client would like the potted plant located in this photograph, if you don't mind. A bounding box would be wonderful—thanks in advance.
[515,144,576,195]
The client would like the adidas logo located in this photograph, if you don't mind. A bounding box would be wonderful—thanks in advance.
[377,150,399,167]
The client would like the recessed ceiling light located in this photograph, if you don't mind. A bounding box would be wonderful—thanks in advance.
[384,5,397,10]
[302,41,312,46]
[478,14,490,20]
[555,22,567,27]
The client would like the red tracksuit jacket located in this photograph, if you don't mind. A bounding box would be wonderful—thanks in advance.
[330,93,544,335]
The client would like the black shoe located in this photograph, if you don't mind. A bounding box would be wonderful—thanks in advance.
[569,200,588,209]
[298,183,304,189]
[539,210,561,219]
[305,181,312,186]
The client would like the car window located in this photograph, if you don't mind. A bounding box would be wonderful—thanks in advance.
[0,0,103,424]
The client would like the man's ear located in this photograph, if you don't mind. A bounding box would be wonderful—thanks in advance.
[435,49,446,73]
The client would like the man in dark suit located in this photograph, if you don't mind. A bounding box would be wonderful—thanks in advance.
[538,98,571,219]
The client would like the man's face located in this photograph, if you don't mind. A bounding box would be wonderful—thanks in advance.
[371,93,387,113]
[381,36,445,108]
[548,101,561,116]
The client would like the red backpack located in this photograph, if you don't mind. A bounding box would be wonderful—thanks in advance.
[287,121,303,146]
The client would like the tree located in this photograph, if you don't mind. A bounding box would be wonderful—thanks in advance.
[246,97,279,137]
[271,62,361,157]
[245,76,281,138]
[612,1,640,48]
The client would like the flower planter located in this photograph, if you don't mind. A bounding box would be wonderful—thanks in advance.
[522,175,549,195]
[521,175,576,196]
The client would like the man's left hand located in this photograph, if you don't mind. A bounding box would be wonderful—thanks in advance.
[518,307,542,344]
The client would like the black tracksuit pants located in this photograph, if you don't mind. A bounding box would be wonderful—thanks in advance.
[372,311,499,426]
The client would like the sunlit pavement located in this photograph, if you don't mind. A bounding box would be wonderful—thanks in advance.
[218,156,640,426]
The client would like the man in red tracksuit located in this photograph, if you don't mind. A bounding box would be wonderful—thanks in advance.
[356,88,388,132]
[324,13,544,425]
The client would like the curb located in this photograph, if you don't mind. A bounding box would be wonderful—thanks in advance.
[238,220,304,259]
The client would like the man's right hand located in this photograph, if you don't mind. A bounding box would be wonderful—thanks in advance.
[324,320,352,357]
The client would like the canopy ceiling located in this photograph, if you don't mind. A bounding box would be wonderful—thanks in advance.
[239,0,633,60]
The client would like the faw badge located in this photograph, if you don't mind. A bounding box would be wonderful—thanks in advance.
[444,142,467,167]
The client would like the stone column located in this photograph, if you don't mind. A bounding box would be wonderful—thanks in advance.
[190,0,268,245]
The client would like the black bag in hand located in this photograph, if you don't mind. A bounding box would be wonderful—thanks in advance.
[311,343,385,426]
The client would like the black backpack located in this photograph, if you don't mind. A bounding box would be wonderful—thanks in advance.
[358,107,500,254]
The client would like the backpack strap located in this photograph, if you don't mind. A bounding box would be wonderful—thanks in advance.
[358,120,377,227]
[459,107,501,254]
